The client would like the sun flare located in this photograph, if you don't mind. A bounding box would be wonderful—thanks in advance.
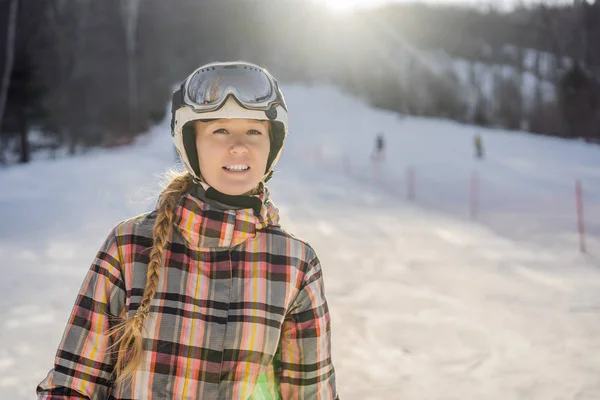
[319,0,363,12]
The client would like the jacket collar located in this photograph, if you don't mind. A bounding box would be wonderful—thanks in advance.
[169,183,280,249]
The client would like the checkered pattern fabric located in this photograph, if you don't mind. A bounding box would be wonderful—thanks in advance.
[37,185,337,399]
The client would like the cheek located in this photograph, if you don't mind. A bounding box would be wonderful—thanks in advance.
[253,143,270,168]
[244,137,270,156]
[257,138,271,157]
[196,137,221,165]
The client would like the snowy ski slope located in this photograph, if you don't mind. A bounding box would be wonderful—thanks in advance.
[1,84,600,399]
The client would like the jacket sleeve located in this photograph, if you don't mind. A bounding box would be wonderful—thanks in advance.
[278,255,339,400]
[37,227,126,400]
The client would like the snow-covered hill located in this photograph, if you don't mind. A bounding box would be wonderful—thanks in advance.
[1,84,600,399]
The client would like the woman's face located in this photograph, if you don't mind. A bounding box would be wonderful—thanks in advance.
[195,119,271,195]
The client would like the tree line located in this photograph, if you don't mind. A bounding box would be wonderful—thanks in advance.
[1,0,599,164]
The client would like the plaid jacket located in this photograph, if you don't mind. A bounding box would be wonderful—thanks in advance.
[37,185,337,399]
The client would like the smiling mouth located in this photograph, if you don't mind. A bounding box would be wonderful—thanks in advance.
[223,165,250,172]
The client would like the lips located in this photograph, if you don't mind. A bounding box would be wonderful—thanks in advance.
[223,164,250,172]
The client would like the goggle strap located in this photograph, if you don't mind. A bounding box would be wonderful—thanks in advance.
[171,85,185,134]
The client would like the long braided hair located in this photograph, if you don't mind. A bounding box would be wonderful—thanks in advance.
[108,170,194,384]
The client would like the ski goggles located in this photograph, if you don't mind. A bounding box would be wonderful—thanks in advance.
[173,61,287,114]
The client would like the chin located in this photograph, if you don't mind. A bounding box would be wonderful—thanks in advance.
[207,173,262,196]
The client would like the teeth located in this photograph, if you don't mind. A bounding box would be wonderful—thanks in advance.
[225,165,249,172]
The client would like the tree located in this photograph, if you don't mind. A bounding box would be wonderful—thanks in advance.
[558,63,600,140]
[40,0,95,154]
[120,0,142,133]
[0,0,19,163]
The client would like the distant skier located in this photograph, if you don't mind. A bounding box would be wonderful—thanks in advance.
[474,133,484,159]
[372,131,385,161]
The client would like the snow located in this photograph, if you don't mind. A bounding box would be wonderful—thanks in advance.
[2,84,600,399]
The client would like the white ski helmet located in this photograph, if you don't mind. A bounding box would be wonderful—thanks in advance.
[171,61,288,182]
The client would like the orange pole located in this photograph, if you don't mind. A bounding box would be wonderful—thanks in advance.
[576,180,586,253]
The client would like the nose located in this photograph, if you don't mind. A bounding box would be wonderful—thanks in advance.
[229,138,248,155]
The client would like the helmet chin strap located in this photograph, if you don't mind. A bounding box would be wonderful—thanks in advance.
[197,176,268,194]
[199,183,264,216]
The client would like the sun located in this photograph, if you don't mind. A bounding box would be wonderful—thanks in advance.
[319,0,364,13]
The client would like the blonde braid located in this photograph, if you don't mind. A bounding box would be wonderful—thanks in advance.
[109,171,194,385]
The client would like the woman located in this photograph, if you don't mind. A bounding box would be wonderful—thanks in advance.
[37,61,338,399]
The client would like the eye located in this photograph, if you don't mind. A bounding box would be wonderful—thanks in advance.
[247,129,263,135]
[213,128,228,134]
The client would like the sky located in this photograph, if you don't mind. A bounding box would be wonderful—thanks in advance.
[317,0,572,12]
